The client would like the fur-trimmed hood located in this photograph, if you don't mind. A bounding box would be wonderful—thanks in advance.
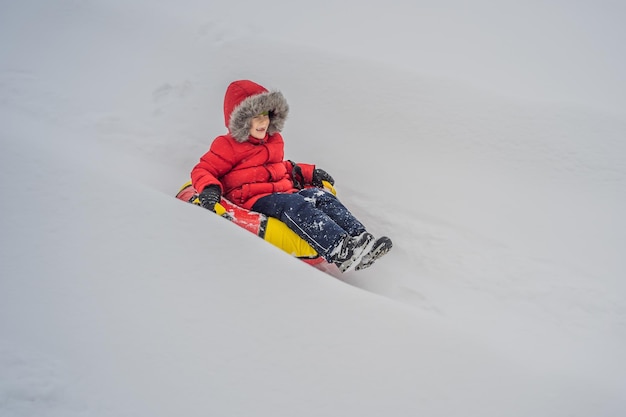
[223,80,289,143]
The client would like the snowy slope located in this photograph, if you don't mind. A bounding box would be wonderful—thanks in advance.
[1,1,625,416]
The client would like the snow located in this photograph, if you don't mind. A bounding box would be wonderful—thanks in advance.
[1,0,625,416]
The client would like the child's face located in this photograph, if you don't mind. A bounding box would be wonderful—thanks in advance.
[249,112,270,140]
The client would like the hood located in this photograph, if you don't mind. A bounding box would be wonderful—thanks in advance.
[223,80,289,143]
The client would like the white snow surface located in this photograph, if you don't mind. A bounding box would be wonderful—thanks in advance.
[1,1,625,416]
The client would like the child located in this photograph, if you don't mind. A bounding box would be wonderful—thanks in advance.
[191,80,391,272]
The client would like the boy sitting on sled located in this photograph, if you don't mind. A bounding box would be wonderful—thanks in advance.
[191,80,391,273]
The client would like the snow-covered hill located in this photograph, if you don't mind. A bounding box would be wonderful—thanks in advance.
[1,1,625,416]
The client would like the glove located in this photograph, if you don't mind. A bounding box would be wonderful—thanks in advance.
[291,163,305,189]
[312,168,335,187]
[198,185,221,212]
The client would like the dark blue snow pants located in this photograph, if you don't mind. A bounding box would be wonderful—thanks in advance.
[251,188,367,260]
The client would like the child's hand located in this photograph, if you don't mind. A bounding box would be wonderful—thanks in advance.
[198,185,222,212]
[312,169,335,187]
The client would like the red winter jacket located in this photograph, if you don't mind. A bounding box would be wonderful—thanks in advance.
[191,80,315,209]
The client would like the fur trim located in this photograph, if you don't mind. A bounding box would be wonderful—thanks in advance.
[228,91,289,142]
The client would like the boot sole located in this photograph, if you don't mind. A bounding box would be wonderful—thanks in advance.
[354,237,393,271]
[338,237,377,273]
